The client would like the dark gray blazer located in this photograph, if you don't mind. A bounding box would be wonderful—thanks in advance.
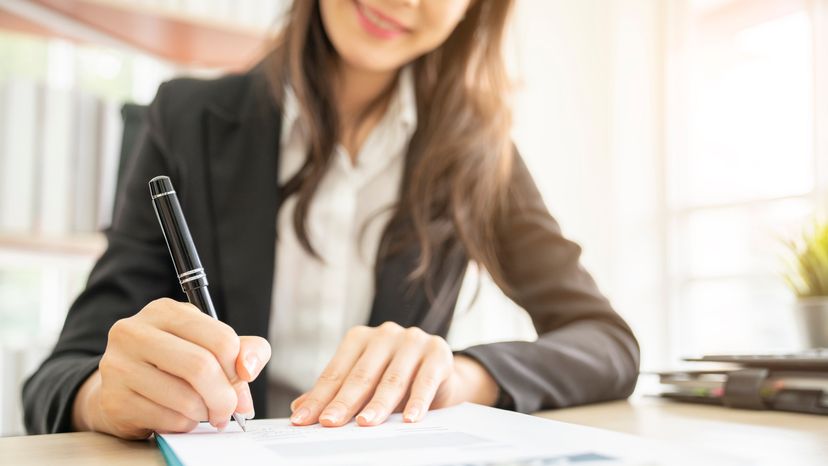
[22,67,640,434]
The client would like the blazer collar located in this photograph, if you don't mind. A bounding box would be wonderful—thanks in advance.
[201,65,463,340]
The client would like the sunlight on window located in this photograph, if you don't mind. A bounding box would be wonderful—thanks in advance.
[670,2,814,356]
[680,198,813,279]
[682,12,813,207]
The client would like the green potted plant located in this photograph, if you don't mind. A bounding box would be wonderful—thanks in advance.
[783,221,828,348]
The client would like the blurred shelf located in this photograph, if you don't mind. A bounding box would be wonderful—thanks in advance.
[0,0,271,70]
[0,4,79,42]
[0,233,106,258]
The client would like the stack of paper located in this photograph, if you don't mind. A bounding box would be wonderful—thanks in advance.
[156,403,746,466]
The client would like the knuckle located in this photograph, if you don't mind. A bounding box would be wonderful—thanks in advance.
[346,325,369,340]
[417,373,441,391]
[107,318,125,336]
[379,321,401,331]
[317,369,344,385]
[212,328,240,361]
[155,297,175,306]
[347,367,375,388]
[107,319,131,344]
[427,335,446,349]
[107,319,145,351]
[180,302,202,314]
[439,348,454,364]
[403,327,427,344]
[379,321,402,335]
[379,371,406,391]
[98,355,113,374]
[428,336,452,358]
[188,352,220,386]
[145,298,173,315]
[98,354,124,378]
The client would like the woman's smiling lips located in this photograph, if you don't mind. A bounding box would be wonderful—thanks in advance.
[354,0,412,40]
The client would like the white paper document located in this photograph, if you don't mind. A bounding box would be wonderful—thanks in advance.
[156,403,746,466]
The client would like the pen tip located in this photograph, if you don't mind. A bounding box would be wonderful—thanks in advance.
[233,413,247,432]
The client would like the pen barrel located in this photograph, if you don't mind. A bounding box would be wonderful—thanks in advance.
[185,285,218,320]
[149,176,208,295]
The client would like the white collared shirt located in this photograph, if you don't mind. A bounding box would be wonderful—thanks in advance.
[267,69,417,391]
[267,69,536,394]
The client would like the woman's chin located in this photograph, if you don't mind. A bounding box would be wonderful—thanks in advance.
[338,49,406,75]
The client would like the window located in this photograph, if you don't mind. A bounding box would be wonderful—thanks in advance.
[666,0,819,356]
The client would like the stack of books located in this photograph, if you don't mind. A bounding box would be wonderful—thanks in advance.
[657,349,828,415]
[0,79,124,236]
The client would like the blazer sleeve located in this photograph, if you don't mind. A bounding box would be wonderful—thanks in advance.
[21,83,181,434]
[457,152,640,414]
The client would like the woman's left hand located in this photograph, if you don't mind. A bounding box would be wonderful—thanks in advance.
[289,322,499,427]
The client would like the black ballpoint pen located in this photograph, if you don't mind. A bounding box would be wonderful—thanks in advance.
[149,175,247,432]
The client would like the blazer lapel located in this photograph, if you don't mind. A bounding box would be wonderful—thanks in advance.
[369,235,468,337]
[204,76,282,341]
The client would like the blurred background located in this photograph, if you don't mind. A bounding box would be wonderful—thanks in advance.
[0,0,824,436]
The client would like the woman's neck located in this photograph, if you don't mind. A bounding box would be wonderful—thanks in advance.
[335,62,398,161]
[336,62,397,121]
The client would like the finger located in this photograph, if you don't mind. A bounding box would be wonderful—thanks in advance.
[290,393,309,413]
[236,336,272,381]
[320,326,403,427]
[290,326,371,426]
[116,357,209,422]
[403,338,453,423]
[357,328,429,426]
[134,392,201,434]
[143,300,241,382]
[106,388,200,437]
[233,381,255,419]
[128,323,237,426]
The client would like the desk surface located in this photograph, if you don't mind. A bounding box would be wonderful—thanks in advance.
[2,397,826,466]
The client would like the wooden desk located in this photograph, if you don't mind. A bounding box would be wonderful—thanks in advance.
[2,397,826,466]
[540,397,828,466]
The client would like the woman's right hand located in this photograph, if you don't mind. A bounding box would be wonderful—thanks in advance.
[71,298,271,439]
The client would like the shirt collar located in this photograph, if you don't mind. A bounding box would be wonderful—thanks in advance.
[280,66,417,146]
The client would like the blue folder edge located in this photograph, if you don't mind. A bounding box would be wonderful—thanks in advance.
[154,434,184,466]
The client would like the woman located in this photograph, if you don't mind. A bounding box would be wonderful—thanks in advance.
[23,0,639,439]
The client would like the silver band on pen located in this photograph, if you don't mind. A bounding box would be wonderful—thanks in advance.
[151,190,176,199]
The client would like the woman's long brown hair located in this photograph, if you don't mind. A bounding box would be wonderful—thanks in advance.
[266,0,516,303]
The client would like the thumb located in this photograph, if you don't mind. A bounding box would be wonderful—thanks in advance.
[236,336,271,382]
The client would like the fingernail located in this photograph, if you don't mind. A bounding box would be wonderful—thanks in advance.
[404,407,420,422]
[357,409,376,424]
[319,408,343,424]
[243,354,260,379]
[291,407,309,424]
[238,409,255,420]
